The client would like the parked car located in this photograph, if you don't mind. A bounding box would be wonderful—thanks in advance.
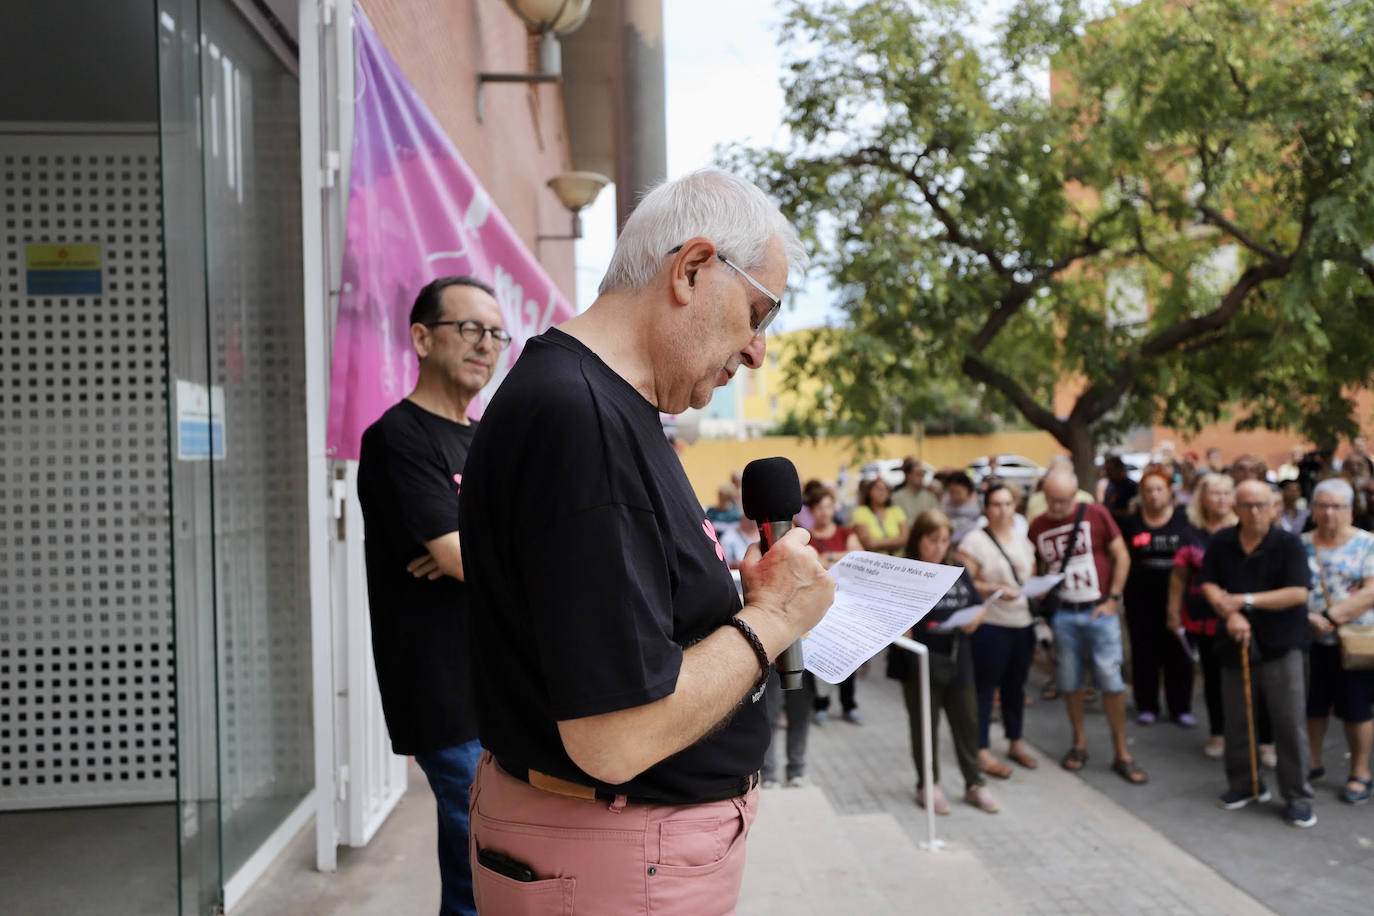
[1096,451,1150,483]
[967,454,1044,489]
[860,458,936,490]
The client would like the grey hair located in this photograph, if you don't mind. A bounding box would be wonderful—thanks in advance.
[597,168,807,295]
[1313,477,1354,507]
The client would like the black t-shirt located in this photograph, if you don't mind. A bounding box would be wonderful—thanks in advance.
[357,399,479,755]
[1121,507,1191,605]
[1200,525,1310,663]
[459,329,760,804]
[885,568,979,685]
[1103,477,1139,517]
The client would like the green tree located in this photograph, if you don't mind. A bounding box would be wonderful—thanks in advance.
[728,0,1374,484]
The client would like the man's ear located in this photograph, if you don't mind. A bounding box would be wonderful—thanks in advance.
[669,237,716,306]
[410,322,432,360]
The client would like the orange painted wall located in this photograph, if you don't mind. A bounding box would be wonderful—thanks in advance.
[676,431,1066,506]
[361,0,577,300]
[1153,391,1374,469]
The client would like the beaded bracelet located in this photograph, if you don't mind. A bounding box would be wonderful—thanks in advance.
[726,616,772,698]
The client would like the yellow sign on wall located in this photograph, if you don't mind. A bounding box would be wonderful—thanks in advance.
[25,243,103,296]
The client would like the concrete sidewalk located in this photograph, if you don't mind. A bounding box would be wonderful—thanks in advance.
[235,668,1280,914]
[769,670,1270,916]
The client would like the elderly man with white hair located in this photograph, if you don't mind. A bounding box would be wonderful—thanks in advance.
[459,169,835,911]
[1301,477,1374,805]
[1201,478,1315,827]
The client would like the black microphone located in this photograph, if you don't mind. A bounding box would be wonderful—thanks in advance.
[741,457,806,690]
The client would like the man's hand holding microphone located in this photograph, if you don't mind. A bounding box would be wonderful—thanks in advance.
[736,457,834,689]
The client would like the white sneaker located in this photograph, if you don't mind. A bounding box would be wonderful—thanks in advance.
[785,775,808,788]
[1203,736,1225,759]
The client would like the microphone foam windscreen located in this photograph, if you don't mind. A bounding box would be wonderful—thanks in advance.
[741,457,802,521]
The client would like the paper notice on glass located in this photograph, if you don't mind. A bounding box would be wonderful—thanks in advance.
[1021,573,1065,599]
[801,551,964,684]
[932,590,1003,632]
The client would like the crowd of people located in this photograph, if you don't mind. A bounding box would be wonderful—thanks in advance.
[705,441,1374,829]
[357,165,1370,912]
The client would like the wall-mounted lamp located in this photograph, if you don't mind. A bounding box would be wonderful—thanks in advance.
[539,171,611,241]
[477,0,592,122]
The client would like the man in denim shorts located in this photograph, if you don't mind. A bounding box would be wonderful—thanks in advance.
[1029,470,1148,784]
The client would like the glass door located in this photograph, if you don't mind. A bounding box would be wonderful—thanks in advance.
[156,1,224,912]
[156,0,312,910]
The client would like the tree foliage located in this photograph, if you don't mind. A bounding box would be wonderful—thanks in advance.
[727,0,1374,481]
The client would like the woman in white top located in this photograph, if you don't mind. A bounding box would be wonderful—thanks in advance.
[958,482,1040,777]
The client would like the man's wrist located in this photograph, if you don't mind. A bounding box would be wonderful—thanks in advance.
[725,616,771,695]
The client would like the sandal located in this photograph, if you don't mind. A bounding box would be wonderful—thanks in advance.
[980,757,1013,780]
[1060,747,1088,771]
[1341,776,1372,805]
[1041,683,1059,701]
[1008,746,1039,769]
[1112,757,1149,785]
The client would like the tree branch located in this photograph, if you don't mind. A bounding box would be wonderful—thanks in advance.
[1069,368,1133,427]
[1195,204,1284,261]
[899,161,1017,282]
[961,354,1066,442]
[969,284,1035,352]
[1138,257,1291,359]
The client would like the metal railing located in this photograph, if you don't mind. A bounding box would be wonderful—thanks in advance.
[889,636,944,852]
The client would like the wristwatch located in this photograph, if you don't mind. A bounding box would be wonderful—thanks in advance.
[1109,593,1123,603]
[1243,593,1255,612]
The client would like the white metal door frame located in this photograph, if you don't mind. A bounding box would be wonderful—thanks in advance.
[302,0,406,873]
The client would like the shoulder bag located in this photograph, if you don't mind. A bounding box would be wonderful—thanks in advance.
[1035,503,1086,620]
[984,527,1024,590]
[1316,549,1374,671]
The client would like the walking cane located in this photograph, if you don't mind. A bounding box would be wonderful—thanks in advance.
[1240,635,1259,799]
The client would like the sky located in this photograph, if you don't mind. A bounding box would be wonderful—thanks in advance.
[571,0,1032,329]
[573,0,835,330]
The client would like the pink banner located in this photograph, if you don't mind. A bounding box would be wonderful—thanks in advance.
[326,5,574,460]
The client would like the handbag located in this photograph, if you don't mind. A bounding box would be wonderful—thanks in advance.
[1034,503,1086,620]
[1316,553,1374,671]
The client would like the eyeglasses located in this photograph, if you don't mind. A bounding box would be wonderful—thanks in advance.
[1235,501,1271,511]
[1312,502,1351,511]
[668,245,782,337]
[426,319,512,350]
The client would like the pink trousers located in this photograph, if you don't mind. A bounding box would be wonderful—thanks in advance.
[468,751,758,915]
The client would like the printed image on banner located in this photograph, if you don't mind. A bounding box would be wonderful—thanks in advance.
[26,244,102,296]
[325,3,574,461]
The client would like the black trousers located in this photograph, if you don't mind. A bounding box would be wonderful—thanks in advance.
[1125,595,1194,718]
[970,623,1034,748]
[814,672,858,713]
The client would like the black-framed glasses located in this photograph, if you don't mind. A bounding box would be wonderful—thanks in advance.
[667,245,782,337]
[426,319,512,350]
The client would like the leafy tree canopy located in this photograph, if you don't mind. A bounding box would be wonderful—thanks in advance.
[726,0,1374,481]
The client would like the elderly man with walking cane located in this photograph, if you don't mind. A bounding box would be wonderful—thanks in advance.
[1200,479,1316,827]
